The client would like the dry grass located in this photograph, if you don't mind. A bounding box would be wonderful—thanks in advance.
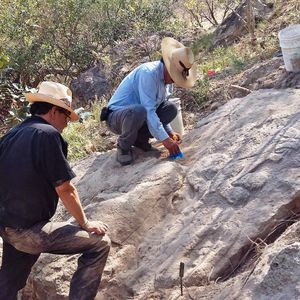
[62,101,116,161]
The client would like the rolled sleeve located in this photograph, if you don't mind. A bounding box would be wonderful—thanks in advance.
[164,123,173,133]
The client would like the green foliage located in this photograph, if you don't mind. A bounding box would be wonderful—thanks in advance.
[193,43,245,106]
[0,0,175,86]
[229,54,245,73]
[7,102,31,126]
[62,101,110,161]
[182,0,238,28]
[134,0,174,33]
[0,53,9,69]
[191,32,214,54]
[0,81,31,127]
[201,46,245,74]
[192,76,210,105]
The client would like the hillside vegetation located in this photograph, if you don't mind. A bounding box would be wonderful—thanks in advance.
[0,0,299,160]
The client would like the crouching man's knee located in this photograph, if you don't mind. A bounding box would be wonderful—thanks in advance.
[97,234,111,254]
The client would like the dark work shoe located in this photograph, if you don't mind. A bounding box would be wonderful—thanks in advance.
[133,140,153,152]
[117,146,133,166]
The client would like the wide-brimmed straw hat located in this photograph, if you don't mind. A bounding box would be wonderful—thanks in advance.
[161,37,197,88]
[24,81,79,121]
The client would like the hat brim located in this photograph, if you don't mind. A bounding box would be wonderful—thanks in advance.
[168,62,197,88]
[162,37,197,88]
[24,93,79,122]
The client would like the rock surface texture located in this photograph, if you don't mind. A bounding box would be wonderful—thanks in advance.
[213,0,273,47]
[13,88,300,299]
[70,62,111,106]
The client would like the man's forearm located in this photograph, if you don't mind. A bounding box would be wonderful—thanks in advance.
[56,181,108,235]
[55,181,88,227]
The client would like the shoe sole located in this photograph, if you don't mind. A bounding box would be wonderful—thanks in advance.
[118,159,133,166]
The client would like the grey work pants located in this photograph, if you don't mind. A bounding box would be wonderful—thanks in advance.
[107,100,177,151]
[0,221,110,300]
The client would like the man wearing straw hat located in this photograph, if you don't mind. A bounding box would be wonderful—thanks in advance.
[0,81,110,300]
[102,37,197,166]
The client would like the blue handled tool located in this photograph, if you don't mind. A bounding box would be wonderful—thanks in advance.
[169,151,184,160]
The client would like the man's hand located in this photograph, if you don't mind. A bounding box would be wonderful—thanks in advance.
[168,131,182,144]
[162,137,180,156]
[81,220,108,235]
[56,181,108,235]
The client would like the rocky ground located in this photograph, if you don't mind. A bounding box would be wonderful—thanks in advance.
[1,2,300,299]
[15,87,300,300]
[180,55,300,135]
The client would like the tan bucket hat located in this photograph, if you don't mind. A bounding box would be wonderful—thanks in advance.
[24,81,79,121]
[161,37,197,88]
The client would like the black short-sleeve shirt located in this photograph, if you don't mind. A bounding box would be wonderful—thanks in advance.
[0,116,75,228]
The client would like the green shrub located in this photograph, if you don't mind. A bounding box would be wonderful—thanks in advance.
[0,52,9,69]
[191,76,210,105]
[194,45,245,108]
[200,45,245,75]
[62,101,111,161]
[1,81,31,127]
[192,32,214,54]
[229,54,245,73]
[0,0,177,86]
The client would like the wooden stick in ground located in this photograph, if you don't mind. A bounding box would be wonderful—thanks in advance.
[230,84,252,94]
[179,262,185,296]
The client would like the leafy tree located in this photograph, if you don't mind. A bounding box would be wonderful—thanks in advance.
[0,49,9,70]
[182,0,238,28]
[0,0,175,86]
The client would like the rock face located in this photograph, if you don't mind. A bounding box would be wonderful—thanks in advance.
[240,57,300,90]
[70,62,111,106]
[14,88,300,299]
[213,0,273,47]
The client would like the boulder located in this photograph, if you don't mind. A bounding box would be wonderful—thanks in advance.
[70,62,111,106]
[240,57,284,88]
[213,0,273,47]
[13,88,300,299]
[238,57,300,90]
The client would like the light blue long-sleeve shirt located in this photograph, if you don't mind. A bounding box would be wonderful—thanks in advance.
[108,61,172,141]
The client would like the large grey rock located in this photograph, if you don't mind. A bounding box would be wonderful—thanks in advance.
[70,62,111,106]
[239,57,300,90]
[213,0,273,47]
[18,88,300,299]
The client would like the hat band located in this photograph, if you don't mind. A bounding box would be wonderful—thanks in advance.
[179,61,190,78]
[36,91,72,108]
[60,98,71,107]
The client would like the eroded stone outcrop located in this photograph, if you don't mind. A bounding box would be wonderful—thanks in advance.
[212,0,273,47]
[70,62,111,106]
[12,88,300,299]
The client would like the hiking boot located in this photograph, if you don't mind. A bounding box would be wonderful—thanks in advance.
[133,140,154,152]
[117,145,133,166]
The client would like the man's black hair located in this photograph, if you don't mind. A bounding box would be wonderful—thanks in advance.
[30,102,55,116]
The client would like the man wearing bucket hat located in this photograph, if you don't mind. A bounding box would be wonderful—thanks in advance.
[102,37,197,166]
[0,81,110,300]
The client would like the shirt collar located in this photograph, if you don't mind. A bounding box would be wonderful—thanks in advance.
[29,115,50,125]
[159,60,164,83]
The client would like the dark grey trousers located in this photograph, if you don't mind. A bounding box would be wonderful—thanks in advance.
[0,222,110,300]
[107,100,177,151]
